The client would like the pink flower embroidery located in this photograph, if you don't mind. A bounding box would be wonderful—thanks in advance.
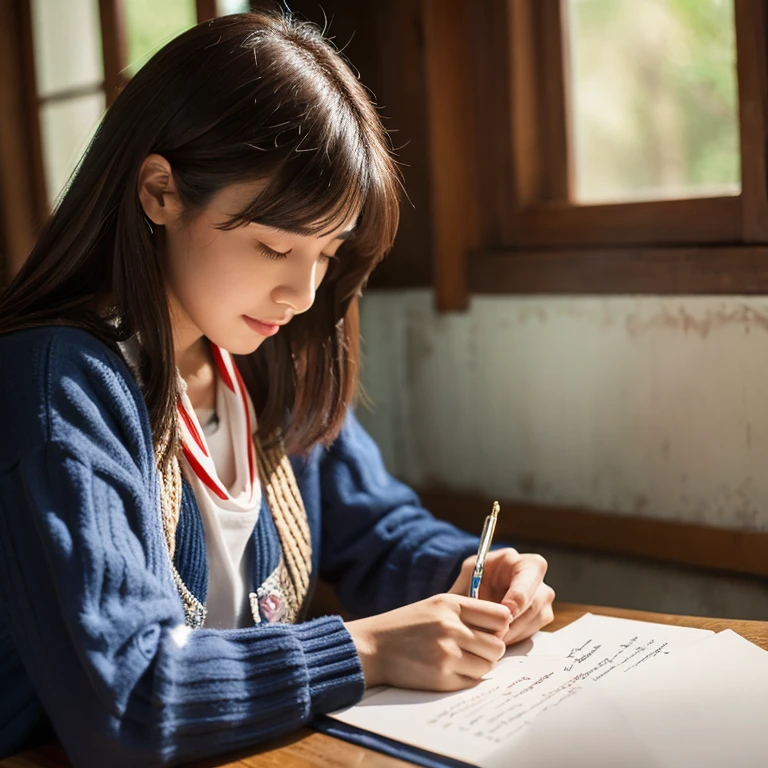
[259,592,286,623]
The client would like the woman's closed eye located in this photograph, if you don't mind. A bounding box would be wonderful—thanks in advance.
[256,242,338,263]
[256,243,290,261]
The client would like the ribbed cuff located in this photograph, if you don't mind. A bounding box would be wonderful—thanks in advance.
[294,616,365,714]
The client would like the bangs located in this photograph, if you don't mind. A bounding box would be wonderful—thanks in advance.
[218,108,398,265]
[224,125,370,236]
[192,11,401,287]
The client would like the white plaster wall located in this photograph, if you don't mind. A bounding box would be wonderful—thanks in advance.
[357,290,768,618]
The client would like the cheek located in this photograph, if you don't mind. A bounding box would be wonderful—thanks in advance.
[169,228,252,302]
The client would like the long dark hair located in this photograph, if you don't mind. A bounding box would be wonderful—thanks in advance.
[0,11,400,456]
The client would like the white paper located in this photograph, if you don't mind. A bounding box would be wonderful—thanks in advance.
[482,690,658,768]
[331,655,566,765]
[523,613,713,679]
[502,629,556,657]
[513,629,768,768]
[329,615,714,767]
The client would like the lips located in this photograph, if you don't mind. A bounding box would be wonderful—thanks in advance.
[243,315,283,337]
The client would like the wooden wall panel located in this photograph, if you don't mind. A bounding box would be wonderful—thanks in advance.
[0,0,44,280]
[471,244,768,295]
[735,0,768,241]
[421,0,479,310]
[421,491,768,579]
[98,0,128,106]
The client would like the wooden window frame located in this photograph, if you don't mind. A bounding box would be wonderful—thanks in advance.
[16,0,222,236]
[422,0,768,308]
[0,0,47,280]
[0,0,243,284]
[100,0,221,105]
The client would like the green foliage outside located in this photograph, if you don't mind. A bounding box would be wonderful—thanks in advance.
[569,0,739,202]
[124,0,198,77]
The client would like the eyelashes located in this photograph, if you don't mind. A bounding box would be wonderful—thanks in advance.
[255,243,337,263]
[257,245,289,261]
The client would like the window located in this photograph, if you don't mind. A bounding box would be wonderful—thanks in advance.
[25,0,250,210]
[568,0,740,205]
[124,0,198,77]
[421,0,768,306]
[31,0,105,208]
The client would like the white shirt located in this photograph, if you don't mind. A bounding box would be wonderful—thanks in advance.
[181,372,262,629]
[118,338,261,629]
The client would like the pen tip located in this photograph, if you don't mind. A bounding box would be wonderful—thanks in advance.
[491,501,500,517]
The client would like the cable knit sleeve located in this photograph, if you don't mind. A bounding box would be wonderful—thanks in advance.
[0,329,363,767]
[316,410,480,617]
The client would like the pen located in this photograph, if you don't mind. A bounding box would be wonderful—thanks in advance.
[469,501,500,598]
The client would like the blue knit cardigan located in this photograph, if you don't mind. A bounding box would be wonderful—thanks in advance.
[0,327,478,767]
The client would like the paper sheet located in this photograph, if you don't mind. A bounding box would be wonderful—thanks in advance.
[329,614,713,767]
[511,629,768,768]
[523,613,714,678]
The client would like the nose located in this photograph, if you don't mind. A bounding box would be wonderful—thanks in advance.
[271,259,321,315]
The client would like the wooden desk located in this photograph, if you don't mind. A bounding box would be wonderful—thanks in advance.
[5,602,768,768]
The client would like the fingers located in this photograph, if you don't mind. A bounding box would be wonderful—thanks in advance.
[429,595,508,686]
[434,634,506,690]
[501,553,549,618]
[350,589,551,695]
[504,583,556,645]
[455,595,512,636]
[453,647,499,681]
[459,624,508,663]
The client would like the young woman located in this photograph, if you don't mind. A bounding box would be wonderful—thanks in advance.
[0,11,554,767]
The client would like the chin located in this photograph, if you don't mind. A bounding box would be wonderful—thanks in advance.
[206,330,265,356]
[226,338,266,356]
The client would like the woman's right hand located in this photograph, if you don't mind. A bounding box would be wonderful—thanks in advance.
[345,593,511,692]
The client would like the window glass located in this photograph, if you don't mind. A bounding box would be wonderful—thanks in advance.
[567,0,739,203]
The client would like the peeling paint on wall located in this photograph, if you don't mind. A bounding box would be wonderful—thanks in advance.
[359,291,768,531]
[357,290,768,615]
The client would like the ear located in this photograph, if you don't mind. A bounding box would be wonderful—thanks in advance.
[137,153,183,226]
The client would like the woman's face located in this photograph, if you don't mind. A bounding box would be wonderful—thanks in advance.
[162,181,357,355]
